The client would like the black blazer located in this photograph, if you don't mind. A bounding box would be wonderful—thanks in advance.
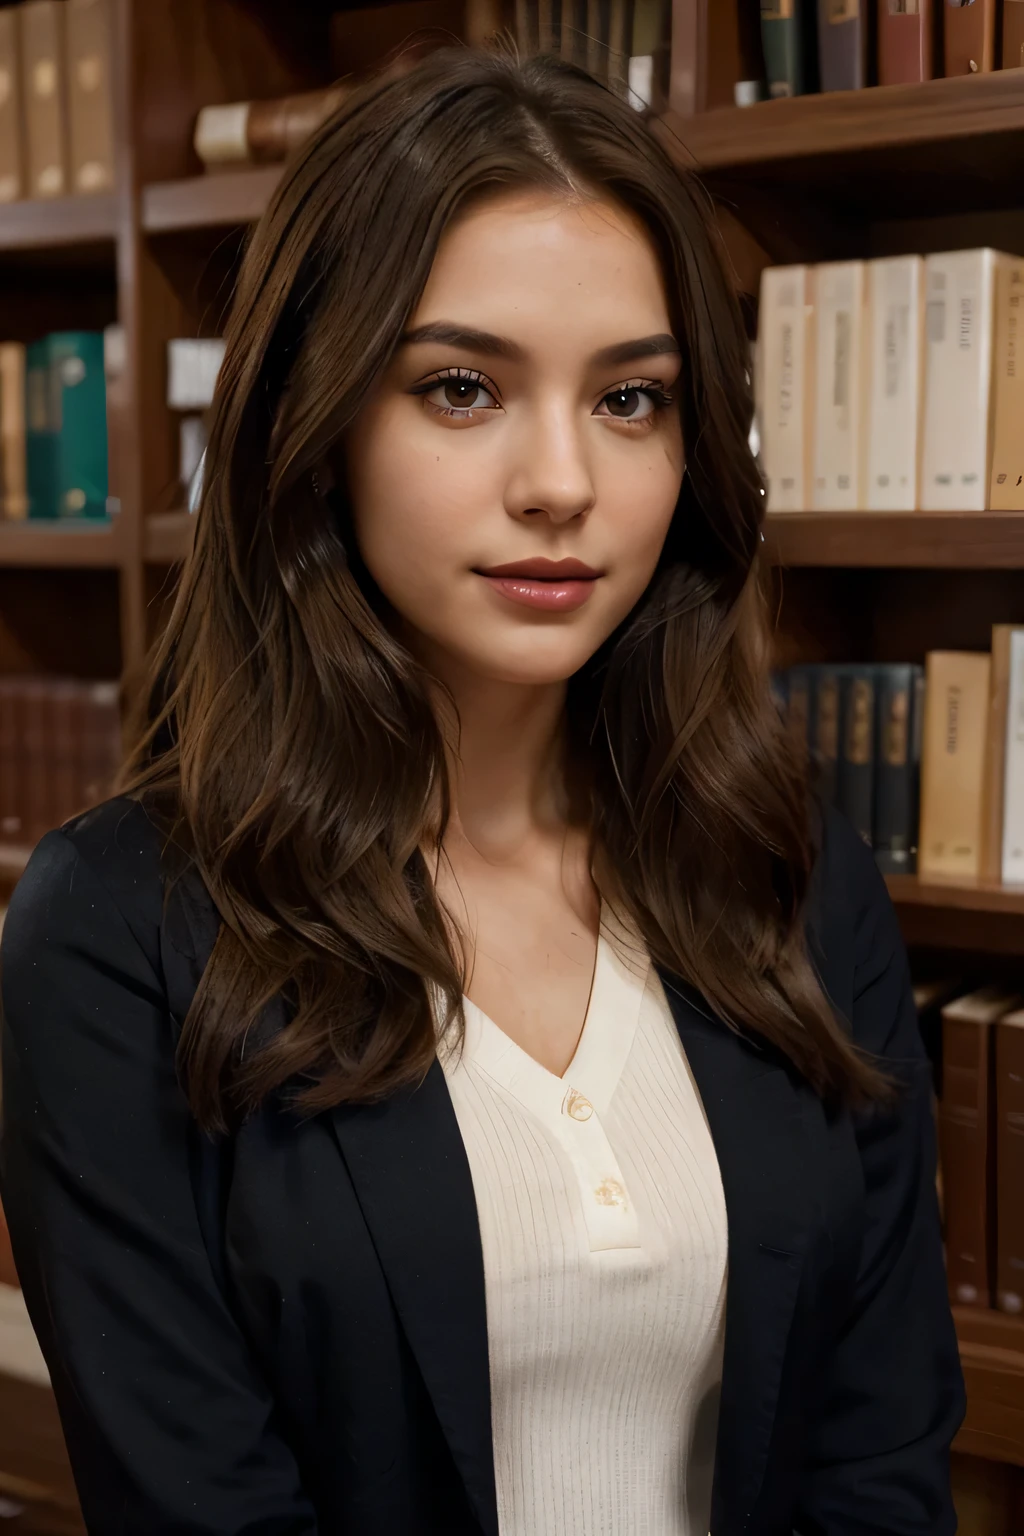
[0,796,965,1535]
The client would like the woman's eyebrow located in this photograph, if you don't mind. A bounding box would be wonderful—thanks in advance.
[400,322,680,369]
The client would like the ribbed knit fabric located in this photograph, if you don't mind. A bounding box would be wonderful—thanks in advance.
[437,907,728,1535]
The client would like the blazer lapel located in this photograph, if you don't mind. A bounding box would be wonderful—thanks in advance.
[328,1061,499,1536]
[661,973,820,1535]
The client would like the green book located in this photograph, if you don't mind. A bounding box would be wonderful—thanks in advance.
[49,332,108,520]
[25,337,57,520]
[760,0,818,98]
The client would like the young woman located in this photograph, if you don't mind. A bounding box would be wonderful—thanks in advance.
[0,46,963,1536]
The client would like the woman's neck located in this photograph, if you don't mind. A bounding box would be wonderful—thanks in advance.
[433,665,571,859]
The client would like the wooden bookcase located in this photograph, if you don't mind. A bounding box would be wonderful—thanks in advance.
[0,0,1023,1528]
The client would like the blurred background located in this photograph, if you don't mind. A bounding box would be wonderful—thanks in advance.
[0,0,1022,1530]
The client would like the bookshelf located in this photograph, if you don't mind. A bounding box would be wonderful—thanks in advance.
[1,0,1023,1529]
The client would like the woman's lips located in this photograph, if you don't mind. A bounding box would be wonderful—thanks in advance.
[475,557,601,613]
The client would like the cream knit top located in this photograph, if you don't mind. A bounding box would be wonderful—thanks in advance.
[436,907,729,1536]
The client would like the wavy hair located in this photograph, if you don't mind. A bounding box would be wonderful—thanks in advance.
[122,46,890,1132]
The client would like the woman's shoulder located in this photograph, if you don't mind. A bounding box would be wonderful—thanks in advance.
[2,796,177,987]
[808,802,911,1053]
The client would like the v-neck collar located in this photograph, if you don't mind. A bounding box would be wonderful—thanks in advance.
[458,903,651,1119]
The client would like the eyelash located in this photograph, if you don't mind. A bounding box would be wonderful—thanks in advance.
[409,366,675,422]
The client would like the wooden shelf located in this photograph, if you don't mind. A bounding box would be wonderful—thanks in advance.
[0,194,118,253]
[142,167,283,233]
[764,512,1024,569]
[953,1309,1024,1467]
[887,875,1024,956]
[0,523,123,570]
[0,847,32,883]
[886,874,1024,917]
[659,69,1024,218]
[144,511,193,564]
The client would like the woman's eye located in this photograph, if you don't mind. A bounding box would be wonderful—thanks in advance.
[595,384,669,427]
[425,377,499,413]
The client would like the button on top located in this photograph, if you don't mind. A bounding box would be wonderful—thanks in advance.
[562,1087,593,1121]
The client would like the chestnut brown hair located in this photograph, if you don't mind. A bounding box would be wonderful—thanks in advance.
[122,45,889,1132]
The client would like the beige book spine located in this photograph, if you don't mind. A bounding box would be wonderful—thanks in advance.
[758,264,815,513]
[812,260,870,512]
[66,0,115,195]
[0,344,27,521]
[0,9,25,204]
[989,255,1024,510]
[980,626,1017,882]
[919,650,993,880]
[921,248,999,513]
[866,256,925,513]
[20,1,69,200]
[1001,630,1024,885]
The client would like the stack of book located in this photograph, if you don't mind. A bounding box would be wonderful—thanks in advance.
[0,676,121,849]
[0,0,114,204]
[759,0,1017,97]
[757,249,1024,515]
[775,662,925,869]
[0,330,111,521]
[924,981,1024,1316]
[776,626,1024,884]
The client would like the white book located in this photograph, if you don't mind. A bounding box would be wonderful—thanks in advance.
[758,264,815,513]
[866,256,925,512]
[921,248,1000,513]
[1002,629,1024,885]
[812,260,869,512]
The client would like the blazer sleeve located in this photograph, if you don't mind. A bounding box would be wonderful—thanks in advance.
[0,827,319,1536]
[794,811,966,1536]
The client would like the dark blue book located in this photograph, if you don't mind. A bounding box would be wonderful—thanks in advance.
[873,663,925,875]
[837,665,875,845]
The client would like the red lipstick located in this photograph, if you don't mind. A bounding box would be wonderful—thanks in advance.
[475,557,601,613]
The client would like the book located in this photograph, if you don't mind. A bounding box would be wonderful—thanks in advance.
[995,1008,1024,1315]
[878,0,935,84]
[194,84,351,170]
[607,0,632,96]
[627,0,669,110]
[758,265,816,512]
[0,7,25,203]
[586,0,604,76]
[865,255,925,512]
[980,627,1020,881]
[0,679,23,843]
[167,339,226,410]
[786,664,812,764]
[49,332,108,520]
[944,0,996,75]
[920,248,999,513]
[20,0,69,199]
[989,255,1024,510]
[918,650,992,879]
[837,666,875,844]
[817,0,869,91]
[25,338,56,519]
[811,260,869,512]
[1004,0,1024,69]
[812,665,842,806]
[0,344,27,521]
[66,0,115,195]
[874,663,925,873]
[940,986,1022,1308]
[761,0,818,97]
[1001,629,1024,884]
[464,0,504,44]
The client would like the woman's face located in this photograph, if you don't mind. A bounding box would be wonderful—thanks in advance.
[344,187,684,687]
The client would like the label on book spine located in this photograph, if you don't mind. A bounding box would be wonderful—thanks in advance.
[1001,630,1024,884]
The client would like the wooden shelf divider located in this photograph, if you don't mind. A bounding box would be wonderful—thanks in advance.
[660,68,1024,173]
[764,512,1024,569]
[141,167,283,234]
[0,193,118,254]
[0,522,124,570]
[953,1309,1024,1468]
